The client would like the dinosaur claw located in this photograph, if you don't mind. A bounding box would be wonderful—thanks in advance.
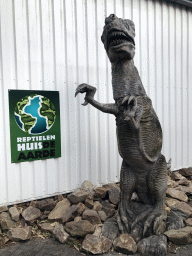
[122,96,129,105]
[128,95,135,105]
[82,101,88,106]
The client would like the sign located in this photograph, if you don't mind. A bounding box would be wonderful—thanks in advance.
[9,90,61,163]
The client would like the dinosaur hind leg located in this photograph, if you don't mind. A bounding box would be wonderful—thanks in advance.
[143,154,167,236]
[117,160,136,234]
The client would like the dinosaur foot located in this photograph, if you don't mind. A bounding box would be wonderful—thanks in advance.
[130,202,166,237]
[75,83,96,106]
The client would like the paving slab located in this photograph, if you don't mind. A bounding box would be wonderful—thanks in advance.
[0,237,192,255]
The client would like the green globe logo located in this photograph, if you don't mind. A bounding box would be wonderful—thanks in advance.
[14,94,56,134]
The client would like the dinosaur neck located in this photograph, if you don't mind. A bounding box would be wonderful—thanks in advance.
[112,59,146,101]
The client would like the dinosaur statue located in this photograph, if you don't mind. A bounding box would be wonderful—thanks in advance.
[75,14,167,242]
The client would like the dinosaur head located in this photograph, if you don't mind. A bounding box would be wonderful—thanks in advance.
[101,14,135,63]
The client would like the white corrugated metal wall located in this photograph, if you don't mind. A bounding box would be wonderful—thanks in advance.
[0,0,192,206]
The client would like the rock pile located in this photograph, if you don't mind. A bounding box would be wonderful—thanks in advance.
[1,167,192,254]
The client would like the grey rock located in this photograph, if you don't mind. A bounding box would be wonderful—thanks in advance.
[82,210,101,226]
[102,218,119,241]
[48,199,71,221]
[35,198,56,211]
[108,185,120,205]
[93,201,102,211]
[165,198,180,208]
[52,223,69,243]
[67,189,89,204]
[0,206,8,213]
[22,206,41,222]
[0,212,17,230]
[38,222,54,233]
[164,226,192,244]
[9,206,20,222]
[166,188,188,202]
[137,235,167,256]
[98,211,107,222]
[81,180,95,196]
[101,200,115,218]
[113,233,137,254]
[170,171,186,181]
[64,220,94,237]
[82,234,112,254]
[61,203,85,223]
[167,210,185,230]
[7,226,31,242]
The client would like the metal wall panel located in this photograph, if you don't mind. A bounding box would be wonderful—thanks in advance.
[0,0,192,206]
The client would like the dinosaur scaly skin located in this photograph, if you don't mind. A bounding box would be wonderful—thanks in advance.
[75,14,167,241]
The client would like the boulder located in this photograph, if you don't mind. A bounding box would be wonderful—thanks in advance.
[67,189,89,204]
[102,218,119,241]
[22,206,41,222]
[35,198,56,211]
[177,183,192,195]
[64,220,94,237]
[178,167,192,177]
[93,201,102,212]
[167,211,185,230]
[171,201,192,219]
[48,199,71,221]
[185,218,192,226]
[82,210,101,226]
[61,203,85,223]
[113,234,137,254]
[74,216,82,222]
[52,223,69,243]
[94,187,107,199]
[81,234,112,254]
[85,197,94,209]
[7,226,31,242]
[108,185,120,205]
[164,226,192,244]
[170,171,186,181]
[0,212,17,230]
[0,206,8,213]
[166,188,188,202]
[98,211,107,222]
[81,180,94,196]
[57,194,64,202]
[38,222,54,233]
[165,198,180,208]
[9,206,20,222]
[101,200,115,218]
[137,235,167,256]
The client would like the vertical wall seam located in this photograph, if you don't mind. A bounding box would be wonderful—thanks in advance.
[95,0,101,183]
[174,7,177,168]
[25,0,36,198]
[39,0,48,194]
[85,0,91,182]
[63,0,71,190]
[181,7,183,168]
[0,7,8,204]
[51,0,60,192]
[187,9,189,166]
[168,3,171,159]
[161,3,165,153]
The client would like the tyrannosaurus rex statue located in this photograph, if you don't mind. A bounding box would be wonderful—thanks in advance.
[75,14,167,242]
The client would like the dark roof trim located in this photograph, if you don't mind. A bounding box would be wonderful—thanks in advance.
[168,0,192,8]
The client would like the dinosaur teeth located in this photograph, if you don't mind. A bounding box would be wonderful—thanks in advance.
[107,30,135,48]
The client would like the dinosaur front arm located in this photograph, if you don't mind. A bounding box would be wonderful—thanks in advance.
[87,98,119,115]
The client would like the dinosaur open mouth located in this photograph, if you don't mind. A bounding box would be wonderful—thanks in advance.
[107,31,135,49]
